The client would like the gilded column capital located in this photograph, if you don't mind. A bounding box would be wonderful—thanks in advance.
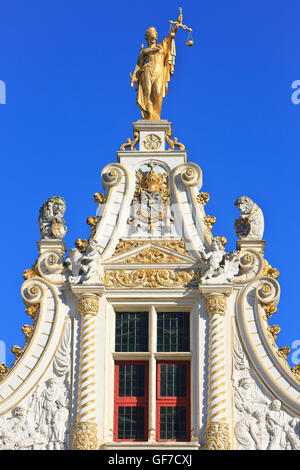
[77,294,100,317]
[205,294,227,318]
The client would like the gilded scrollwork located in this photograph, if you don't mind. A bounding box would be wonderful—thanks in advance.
[119,131,139,151]
[113,239,189,257]
[104,268,198,288]
[121,248,181,264]
[165,129,185,150]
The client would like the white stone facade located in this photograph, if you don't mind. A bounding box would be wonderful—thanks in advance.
[0,120,299,450]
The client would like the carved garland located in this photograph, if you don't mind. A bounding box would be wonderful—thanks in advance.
[104,269,199,288]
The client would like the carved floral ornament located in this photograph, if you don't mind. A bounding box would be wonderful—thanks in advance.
[77,295,99,317]
[104,269,199,289]
[205,295,227,317]
[113,239,189,256]
[142,133,162,150]
[204,422,231,450]
[72,422,98,450]
[120,248,182,264]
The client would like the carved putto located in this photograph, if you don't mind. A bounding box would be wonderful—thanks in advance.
[234,196,264,240]
[38,196,67,240]
[200,238,239,282]
[65,239,102,284]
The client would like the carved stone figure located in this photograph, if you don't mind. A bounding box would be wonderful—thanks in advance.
[285,418,300,450]
[250,409,270,450]
[50,399,68,450]
[222,250,240,281]
[200,238,224,279]
[38,196,67,240]
[38,378,65,443]
[65,247,82,284]
[234,196,264,239]
[200,238,239,282]
[266,400,287,450]
[80,239,102,283]
[234,376,268,415]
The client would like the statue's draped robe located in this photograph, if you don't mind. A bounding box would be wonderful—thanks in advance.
[135,35,176,120]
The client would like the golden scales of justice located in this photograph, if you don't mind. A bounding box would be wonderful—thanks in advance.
[169,7,194,46]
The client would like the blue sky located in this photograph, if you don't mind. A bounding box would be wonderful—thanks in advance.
[0,0,299,367]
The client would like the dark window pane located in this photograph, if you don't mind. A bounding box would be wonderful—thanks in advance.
[159,407,186,440]
[160,364,187,397]
[118,364,145,397]
[118,406,145,440]
[157,312,189,352]
[115,312,148,352]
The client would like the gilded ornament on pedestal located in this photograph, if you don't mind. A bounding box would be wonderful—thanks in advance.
[120,131,139,151]
[143,133,162,150]
[204,422,231,450]
[165,130,185,150]
[72,422,98,450]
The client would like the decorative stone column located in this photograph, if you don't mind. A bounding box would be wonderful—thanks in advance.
[200,285,232,450]
[72,293,100,450]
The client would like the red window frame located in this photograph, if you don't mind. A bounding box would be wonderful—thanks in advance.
[114,361,148,442]
[156,361,190,442]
